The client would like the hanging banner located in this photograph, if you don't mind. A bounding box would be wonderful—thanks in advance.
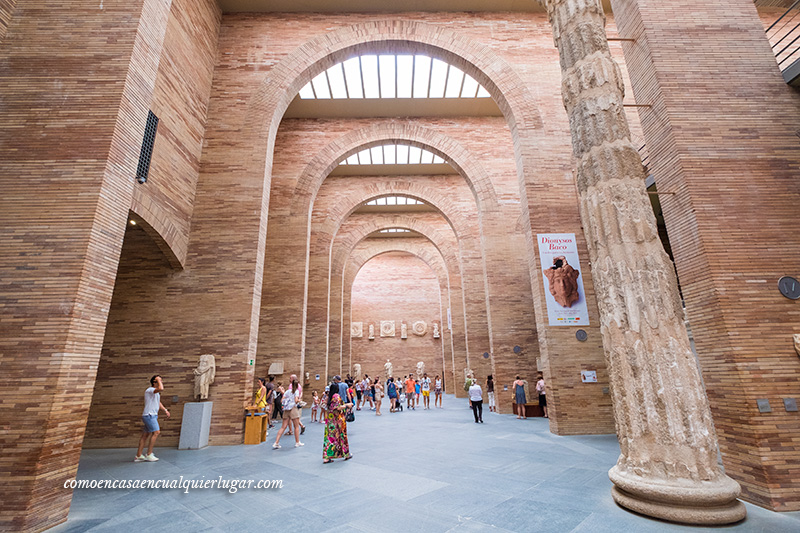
[537,233,590,326]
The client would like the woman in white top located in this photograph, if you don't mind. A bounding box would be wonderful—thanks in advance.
[468,380,484,423]
[273,380,303,449]
[434,374,443,408]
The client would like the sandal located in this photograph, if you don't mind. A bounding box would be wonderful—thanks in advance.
[323,459,333,464]
[344,455,352,461]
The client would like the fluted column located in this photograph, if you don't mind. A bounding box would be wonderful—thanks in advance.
[539,0,745,524]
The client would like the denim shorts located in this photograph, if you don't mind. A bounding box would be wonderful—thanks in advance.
[142,414,159,433]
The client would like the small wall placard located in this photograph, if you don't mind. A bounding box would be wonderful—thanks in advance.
[580,370,597,383]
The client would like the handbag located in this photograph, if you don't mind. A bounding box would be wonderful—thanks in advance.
[345,409,355,422]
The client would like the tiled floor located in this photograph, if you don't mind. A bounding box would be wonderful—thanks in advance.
[52,395,800,532]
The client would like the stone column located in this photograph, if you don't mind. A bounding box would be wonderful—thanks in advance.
[540,0,745,524]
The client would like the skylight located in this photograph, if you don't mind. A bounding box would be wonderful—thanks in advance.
[379,228,411,233]
[365,196,425,206]
[299,54,492,100]
[341,144,445,165]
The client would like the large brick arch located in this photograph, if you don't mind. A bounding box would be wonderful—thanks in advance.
[241,19,544,218]
[292,122,498,215]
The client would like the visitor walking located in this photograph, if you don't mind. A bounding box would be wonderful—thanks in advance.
[387,377,398,412]
[374,376,383,415]
[273,380,303,449]
[311,390,320,423]
[272,383,284,422]
[434,374,443,408]
[486,375,495,412]
[323,381,353,463]
[286,373,306,436]
[469,379,484,423]
[513,376,527,420]
[421,373,431,409]
[254,377,268,412]
[405,375,415,410]
[355,378,363,410]
[265,375,276,428]
[135,375,170,462]
[536,374,548,418]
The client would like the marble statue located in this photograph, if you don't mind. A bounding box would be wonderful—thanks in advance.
[401,322,408,339]
[794,334,800,358]
[416,361,425,380]
[353,363,362,380]
[384,359,393,378]
[193,354,216,400]
[433,322,440,338]
[368,323,375,340]
[463,368,475,390]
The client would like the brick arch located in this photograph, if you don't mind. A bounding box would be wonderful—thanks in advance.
[291,123,498,215]
[332,214,460,271]
[349,246,448,291]
[241,19,544,217]
[340,242,461,384]
[313,178,476,242]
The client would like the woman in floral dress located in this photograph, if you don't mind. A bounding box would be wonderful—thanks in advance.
[323,382,353,463]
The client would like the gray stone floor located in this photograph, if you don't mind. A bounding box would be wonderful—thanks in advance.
[53,395,800,532]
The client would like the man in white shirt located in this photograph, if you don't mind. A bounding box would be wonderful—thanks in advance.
[468,379,484,424]
[421,373,432,409]
[135,375,170,462]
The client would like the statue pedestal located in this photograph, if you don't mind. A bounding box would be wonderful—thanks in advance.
[179,401,213,450]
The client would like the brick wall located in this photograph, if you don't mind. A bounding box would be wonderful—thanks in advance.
[0,0,175,529]
[612,0,800,511]
[350,252,446,383]
[131,0,221,266]
[81,0,221,450]
[0,0,14,42]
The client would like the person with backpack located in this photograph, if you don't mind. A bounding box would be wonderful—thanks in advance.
[387,377,398,412]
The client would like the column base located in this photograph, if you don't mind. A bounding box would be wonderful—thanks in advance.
[610,466,746,525]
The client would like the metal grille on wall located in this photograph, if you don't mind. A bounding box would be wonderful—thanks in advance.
[136,111,159,184]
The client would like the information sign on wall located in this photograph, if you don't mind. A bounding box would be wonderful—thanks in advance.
[537,233,590,326]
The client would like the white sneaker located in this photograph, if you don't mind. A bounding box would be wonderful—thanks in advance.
[295,442,305,447]
[272,443,281,449]
[134,455,146,462]
[144,453,159,462]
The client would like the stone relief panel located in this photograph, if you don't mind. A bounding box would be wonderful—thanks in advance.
[380,320,395,337]
[412,320,427,336]
[351,321,363,338]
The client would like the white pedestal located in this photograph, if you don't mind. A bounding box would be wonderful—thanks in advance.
[179,401,212,450]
